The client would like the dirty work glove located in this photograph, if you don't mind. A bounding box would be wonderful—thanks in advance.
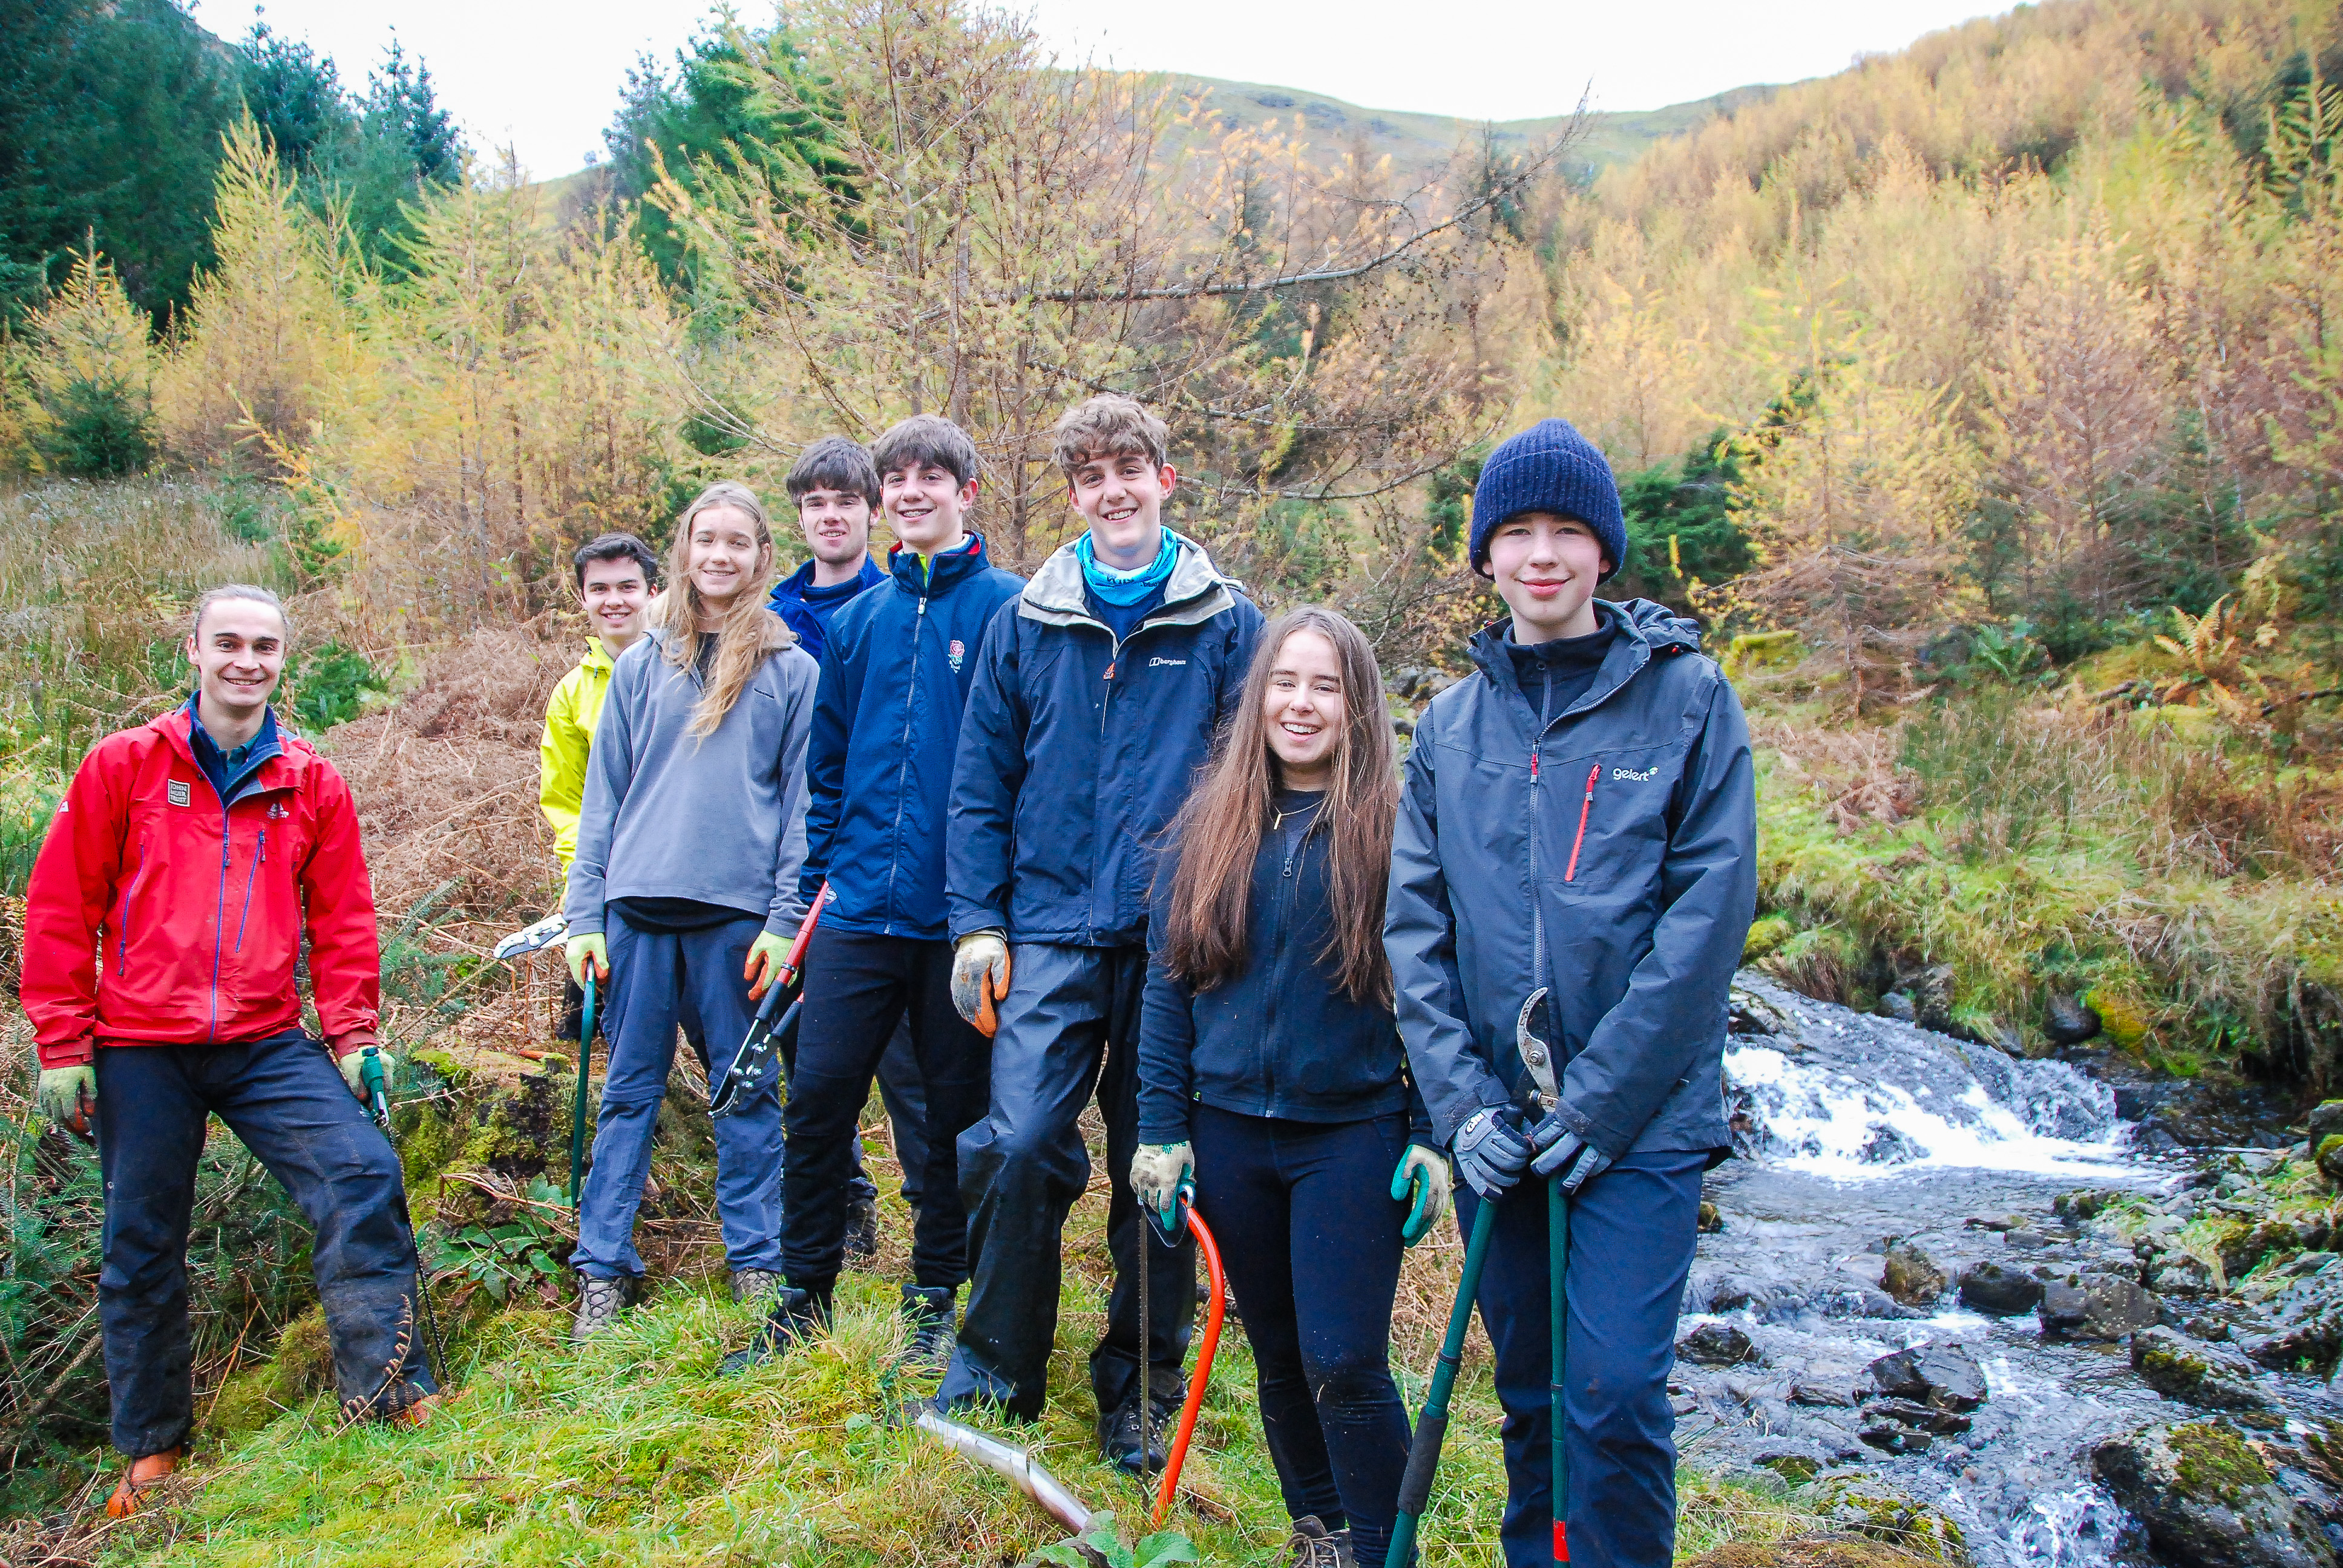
[1529,1122,1615,1194]
[1391,1144,1452,1247]
[335,1045,396,1101]
[1451,1107,1530,1201]
[1129,1142,1194,1221]
[36,1064,96,1129]
[744,931,792,1001]
[951,932,1011,1035]
[565,933,609,987]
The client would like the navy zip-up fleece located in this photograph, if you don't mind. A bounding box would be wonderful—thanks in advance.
[1138,797,1432,1143]
[801,537,1024,939]
[947,535,1263,946]
[1385,599,1756,1158]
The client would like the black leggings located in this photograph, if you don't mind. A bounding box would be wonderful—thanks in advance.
[1190,1103,1412,1568]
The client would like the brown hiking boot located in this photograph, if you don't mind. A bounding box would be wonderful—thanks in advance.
[571,1273,635,1341]
[1283,1516,1357,1568]
[104,1448,182,1519]
[383,1393,444,1429]
[730,1267,782,1304]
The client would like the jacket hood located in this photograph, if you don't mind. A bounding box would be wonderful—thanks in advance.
[1020,531,1234,632]
[578,638,615,673]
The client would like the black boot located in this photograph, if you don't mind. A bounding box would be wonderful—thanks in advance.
[1283,1516,1357,1568]
[718,1283,830,1376]
[898,1284,956,1373]
[1098,1390,1173,1474]
[843,1185,879,1266]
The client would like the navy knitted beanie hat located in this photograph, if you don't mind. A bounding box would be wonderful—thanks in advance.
[1469,417,1627,581]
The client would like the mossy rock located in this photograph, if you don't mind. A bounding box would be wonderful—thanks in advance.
[1811,1479,1967,1560]
[2169,1420,2273,1505]
[1683,1535,1948,1568]
[2081,985,2152,1050]
[205,1305,334,1442]
[1744,914,1797,962]
[2316,1134,2343,1189]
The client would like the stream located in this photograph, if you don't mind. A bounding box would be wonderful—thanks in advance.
[1686,975,2340,1568]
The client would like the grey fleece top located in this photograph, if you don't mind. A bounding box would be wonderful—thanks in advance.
[563,622,819,938]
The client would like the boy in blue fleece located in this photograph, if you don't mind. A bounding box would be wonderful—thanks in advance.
[939,394,1263,1471]
[730,416,1024,1371]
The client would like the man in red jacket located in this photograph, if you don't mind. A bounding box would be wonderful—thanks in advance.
[22,584,437,1518]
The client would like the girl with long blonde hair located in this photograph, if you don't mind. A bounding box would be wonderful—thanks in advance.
[560,480,820,1337]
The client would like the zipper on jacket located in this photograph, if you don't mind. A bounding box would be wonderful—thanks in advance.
[234,829,264,951]
[882,594,929,928]
[1564,765,1598,882]
[116,839,146,975]
[209,806,232,1041]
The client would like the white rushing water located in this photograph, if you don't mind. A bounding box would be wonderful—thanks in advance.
[1722,978,2145,1181]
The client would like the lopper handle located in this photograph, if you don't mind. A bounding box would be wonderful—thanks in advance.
[1388,1195,1502,1558]
[359,1045,392,1130]
[776,883,831,992]
[1152,1206,1227,1529]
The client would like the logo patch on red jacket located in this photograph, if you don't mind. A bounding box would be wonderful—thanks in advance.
[167,780,191,807]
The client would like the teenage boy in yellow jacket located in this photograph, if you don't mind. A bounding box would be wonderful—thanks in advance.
[540,534,658,1040]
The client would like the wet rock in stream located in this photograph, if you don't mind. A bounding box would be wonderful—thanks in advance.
[2091,1421,2336,1568]
[1685,973,2343,1567]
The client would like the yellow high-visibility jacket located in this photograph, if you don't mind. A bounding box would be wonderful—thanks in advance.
[539,638,617,871]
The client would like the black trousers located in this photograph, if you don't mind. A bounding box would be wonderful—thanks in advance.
[1191,1103,1412,1568]
[780,928,991,1291]
[940,942,1195,1421]
[95,1033,435,1455]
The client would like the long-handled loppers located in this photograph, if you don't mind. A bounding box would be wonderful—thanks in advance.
[571,973,595,1210]
[710,884,830,1119]
[359,1044,450,1386]
[1518,987,1570,1564]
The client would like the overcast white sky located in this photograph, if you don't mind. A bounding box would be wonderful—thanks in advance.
[188,1,2011,180]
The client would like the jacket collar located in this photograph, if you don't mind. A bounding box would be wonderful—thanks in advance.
[886,533,993,596]
[578,638,615,675]
[1019,532,1235,633]
[1466,598,1701,724]
[776,554,886,603]
[154,702,301,795]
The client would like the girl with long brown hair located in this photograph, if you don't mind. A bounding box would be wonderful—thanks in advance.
[561,480,819,1338]
[1131,606,1450,1568]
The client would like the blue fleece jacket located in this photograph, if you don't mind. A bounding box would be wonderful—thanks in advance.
[801,537,1024,939]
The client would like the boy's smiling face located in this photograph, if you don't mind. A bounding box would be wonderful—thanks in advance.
[1067,446,1177,572]
[1487,511,1610,643]
[883,460,975,557]
[797,486,873,570]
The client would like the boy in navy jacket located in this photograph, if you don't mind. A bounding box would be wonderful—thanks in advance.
[733,416,1024,1369]
[939,394,1263,1469]
[1386,419,1756,1567]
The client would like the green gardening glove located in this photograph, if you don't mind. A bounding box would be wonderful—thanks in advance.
[566,933,609,987]
[37,1065,96,1130]
[1391,1143,1453,1247]
[744,930,792,1001]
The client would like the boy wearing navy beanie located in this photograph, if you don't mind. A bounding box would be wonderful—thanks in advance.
[1388,416,1756,1566]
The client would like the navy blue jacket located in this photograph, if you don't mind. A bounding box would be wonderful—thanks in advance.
[769,555,886,665]
[802,538,1024,939]
[947,536,1264,946]
[1138,807,1432,1144]
[1386,599,1755,1158]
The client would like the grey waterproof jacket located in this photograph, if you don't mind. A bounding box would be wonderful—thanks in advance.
[1386,600,1755,1158]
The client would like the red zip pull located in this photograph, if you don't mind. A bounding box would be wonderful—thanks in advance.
[1564,764,1598,882]
[1530,749,1540,780]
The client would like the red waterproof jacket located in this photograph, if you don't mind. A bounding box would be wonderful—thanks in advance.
[22,705,381,1069]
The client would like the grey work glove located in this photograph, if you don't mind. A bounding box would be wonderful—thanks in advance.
[950,932,1011,1034]
[1529,1120,1615,1194]
[1129,1142,1194,1221]
[37,1064,96,1129]
[1451,1106,1530,1200]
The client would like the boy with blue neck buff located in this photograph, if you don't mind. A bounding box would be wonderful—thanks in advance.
[1386,417,1755,1567]
[940,394,1263,1471]
[729,415,1023,1372]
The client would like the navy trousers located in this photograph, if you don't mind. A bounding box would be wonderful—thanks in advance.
[942,942,1195,1421]
[94,1033,436,1455]
[1454,1150,1707,1568]
[781,927,988,1292]
[1191,1105,1414,1568]
[573,912,785,1279]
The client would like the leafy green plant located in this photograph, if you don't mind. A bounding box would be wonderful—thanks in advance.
[1029,1514,1198,1568]
[425,1212,563,1305]
[1965,618,2048,684]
